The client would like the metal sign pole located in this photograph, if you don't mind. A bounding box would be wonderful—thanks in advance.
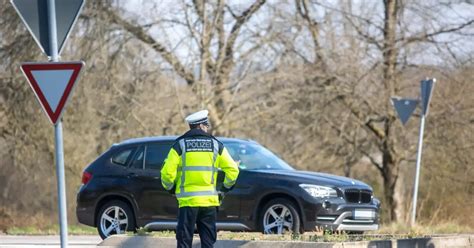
[48,0,68,247]
[411,114,426,226]
[391,79,434,226]
[12,0,85,245]
[55,121,68,248]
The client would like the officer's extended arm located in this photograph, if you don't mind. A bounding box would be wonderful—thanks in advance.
[161,148,180,192]
[218,148,239,191]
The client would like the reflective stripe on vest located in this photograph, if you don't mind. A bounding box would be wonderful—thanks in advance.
[176,190,218,198]
[179,139,186,194]
[211,139,219,184]
[162,179,174,190]
[181,166,214,171]
[178,138,219,197]
[223,176,236,188]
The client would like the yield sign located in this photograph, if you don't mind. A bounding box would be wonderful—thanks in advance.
[391,98,419,125]
[11,0,85,57]
[421,79,436,116]
[20,62,84,124]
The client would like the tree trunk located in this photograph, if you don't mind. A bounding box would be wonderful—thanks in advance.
[382,0,398,97]
[381,0,400,223]
[381,154,398,222]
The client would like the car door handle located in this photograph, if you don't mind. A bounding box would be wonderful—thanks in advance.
[127,173,138,178]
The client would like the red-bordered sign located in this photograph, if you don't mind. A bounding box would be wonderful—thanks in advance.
[20,62,84,124]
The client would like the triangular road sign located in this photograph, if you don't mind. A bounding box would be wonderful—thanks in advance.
[11,0,85,57]
[20,62,84,124]
[391,98,419,126]
[421,79,436,116]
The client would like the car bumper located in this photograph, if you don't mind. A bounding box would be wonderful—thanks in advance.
[76,186,96,227]
[317,211,379,231]
[301,196,380,232]
[76,206,95,227]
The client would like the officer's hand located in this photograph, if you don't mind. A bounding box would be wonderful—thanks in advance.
[218,191,225,202]
[220,184,234,193]
[167,185,176,195]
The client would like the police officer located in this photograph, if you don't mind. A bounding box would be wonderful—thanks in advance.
[161,110,239,248]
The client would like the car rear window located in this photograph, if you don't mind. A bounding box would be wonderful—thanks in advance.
[111,148,135,166]
[145,143,172,170]
[130,146,145,169]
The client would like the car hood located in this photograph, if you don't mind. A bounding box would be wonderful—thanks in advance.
[254,169,372,190]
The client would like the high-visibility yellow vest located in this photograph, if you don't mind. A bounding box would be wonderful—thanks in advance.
[161,130,239,208]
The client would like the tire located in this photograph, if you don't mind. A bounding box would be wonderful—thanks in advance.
[259,198,301,234]
[96,200,136,239]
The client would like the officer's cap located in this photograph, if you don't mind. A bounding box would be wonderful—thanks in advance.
[185,110,209,125]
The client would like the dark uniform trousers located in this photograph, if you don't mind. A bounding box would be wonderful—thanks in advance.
[176,206,217,248]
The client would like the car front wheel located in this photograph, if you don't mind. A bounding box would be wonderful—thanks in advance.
[96,200,135,239]
[260,198,301,234]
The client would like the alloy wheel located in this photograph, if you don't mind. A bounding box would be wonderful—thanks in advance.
[100,206,129,237]
[263,203,294,234]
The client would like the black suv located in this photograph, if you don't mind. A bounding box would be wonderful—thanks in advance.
[76,136,380,239]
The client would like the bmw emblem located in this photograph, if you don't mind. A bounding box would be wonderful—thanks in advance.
[351,181,355,185]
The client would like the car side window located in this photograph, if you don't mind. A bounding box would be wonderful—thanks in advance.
[130,146,145,169]
[145,143,172,170]
[111,148,135,166]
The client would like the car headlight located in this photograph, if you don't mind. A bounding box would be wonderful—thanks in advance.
[299,184,338,198]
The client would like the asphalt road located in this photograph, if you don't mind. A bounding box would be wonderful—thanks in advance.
[0,235,102,248]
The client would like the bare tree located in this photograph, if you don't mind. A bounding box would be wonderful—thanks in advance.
[241,0,474,222]
[1,0,473,229]
[93,0,267,134]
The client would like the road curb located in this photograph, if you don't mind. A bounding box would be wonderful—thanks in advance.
[98,234,474,247]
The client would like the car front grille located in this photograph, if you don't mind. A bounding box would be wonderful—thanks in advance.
[344,189,372,204]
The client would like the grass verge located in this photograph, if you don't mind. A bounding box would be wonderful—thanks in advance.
[146,222,473,242]
[4,222,472,243]
[4,225,96,235]
[374,222,473,235]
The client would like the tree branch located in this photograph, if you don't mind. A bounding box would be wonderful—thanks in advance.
[296,0,325,64]
[399,19,474,46]
[359,149,384,174]
[104,8,195,85]
[217,0,266,77]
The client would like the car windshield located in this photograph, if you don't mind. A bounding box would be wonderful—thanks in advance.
[224,141,295,170]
